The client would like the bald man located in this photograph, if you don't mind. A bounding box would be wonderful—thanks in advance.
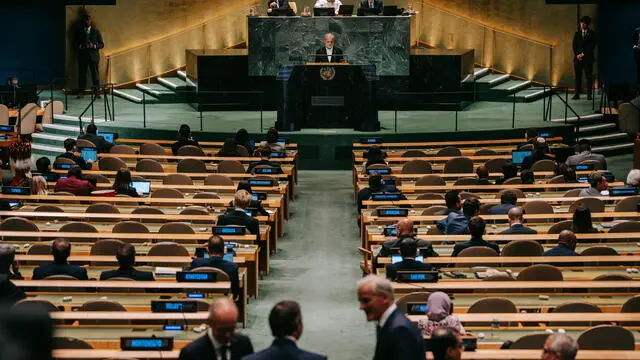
[375,218,438,269]
[500,207,537,236]
[0,244,23,279]
[315,33,344,63]
[179,298,254,360]
[32,238,88,280]
[542,230,581,267]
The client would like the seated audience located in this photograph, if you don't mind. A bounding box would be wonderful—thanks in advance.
[238,180,268,216]
[32,238,88,280]
[494,161,517,185]
[217,138,243,157]
[377,218,438,259]
[500,207,537,235]
[521,138,553,170]
[362,146,387,171]
[0,244,22,280]
[57,138,91,170]
[385,237,434,280]
[99,243,154,281]
[235,128,252,155]
[565,139,607,170]
[190,235,240,300]
[517,128,538,150]
[35,156,59,182]
[171,124,200,156]
[452,216,500,256]
[475,166,492,185]
[0,274,26,306]
[437,198,480,235]
[78,123,114,153]
[217,190,261,245]
[247,147,283,174]
[543,230,579,257]
[542,333,579,360]
[571,206,599,234]
[259,127,285,153]
[31,175,48,195]
[417,292,465,337]
[562,166,578,183]
[520,169,535,184]
[488,190,517,215]
[54,166,96,196]
[243,300,326,360]
[435,190,461,216]
[430,327,463,360]
[627,169,640,187]
[112,168,139,197]
[578,172,607,197]
[357,172,400,213]
[315,0,343,15]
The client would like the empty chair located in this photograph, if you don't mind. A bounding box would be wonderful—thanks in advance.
[516,264,563,281]
[131,207,166,223]
[85,202,120,222]
[474,148,497,156]
[395,292,430,314]
[580,246,618,256]
[402,160,432,174]
[76,139,96,149]
[422,206,447,215]
[150,188,184,199]
[77,300,129,325]
[25,243,52,265]
[59,222,99,243]
[12,299,59,313]
[521,201,554,223]
[163,173,194,185]
[37,102,55,131]
[569,198,605,213]
[190,267,230,281]
[547,220,573,234]
[136,159,164,173]
[551,302,602,326]
[401,150,427,158]
[547,175,565,184]
[614,195,640,212]
[467,297,517,326]
[204,174,235,186]
[112,221,149,243]
[180,206,211,224]
[139,143,167,156]
[580,159,603,170]
[193,192,220,199]
[621,295,640,313]
[53,337,93,349]
[484,158,508,173]
[415,193,444,200]
[109,144,136,154]
[178,158,207,173]
[18,103,37,135]
[158,222,196,236]
[415,174,445,186]
[453,177,478,186]
[177,145,206,157]
[217,160,246,174]
[443,157,473,173]
[563,189,582,198]
[90,239,125,265]
[495,188,525,199]
[0,217,40,242]
[509,333,550,350]
[436,147,461,156]
[593,274,632,281]
[608,221,640,233]
[501,240,544,257]
[34,205,64,221]
[502,177,522,185]
[147,242,190,266]
[98,156,128,171]
[577,325,635,350]
[457,247,499,257]
[530,159,556,172]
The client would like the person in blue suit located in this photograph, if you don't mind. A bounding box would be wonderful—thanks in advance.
[191,235,240,301]
[32,238,88,280]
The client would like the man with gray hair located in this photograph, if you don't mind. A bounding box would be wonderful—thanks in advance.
[315,33,344,63]
[0,244,22,279]
[541,333,578,360]
[356,275,424,360]
[627,169,640,187]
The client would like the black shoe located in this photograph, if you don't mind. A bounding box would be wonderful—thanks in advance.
[571,94,580,100]
[587,94,593,100]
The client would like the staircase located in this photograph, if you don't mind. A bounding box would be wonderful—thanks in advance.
[113,70,193,104]
[550,113,634,156]
[473,67,551,103]
[31,114,111,159]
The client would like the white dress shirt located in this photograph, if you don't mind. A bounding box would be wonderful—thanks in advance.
[208,329,231,360]
[378,303,397,328]
[325,47,334,62]
[314,0,342,14]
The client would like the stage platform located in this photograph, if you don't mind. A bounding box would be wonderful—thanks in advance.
[33,90,601,170]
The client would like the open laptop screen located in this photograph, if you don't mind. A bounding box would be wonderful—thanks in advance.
[130,181,151,196]
[511,150,531,166]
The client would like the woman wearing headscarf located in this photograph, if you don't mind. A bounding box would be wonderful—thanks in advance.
[417,292,465,337]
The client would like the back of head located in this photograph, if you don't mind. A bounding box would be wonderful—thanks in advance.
[431,327,459,360]
[577,139,592,153]
[52,238,71,263]
[587,172,603,188]
[266,127,278,144]
[233,190,252,209]
[500,190,518,205]
[64,138,76,151]
[368,172,382,189]
[222,138,236,152]
[563,167,577,183]
[366,146,385,164]
[558,230,577,251]
[462,198,480,217]
[235,128,249,146]
[475,165,489,179]
[178,124,191,139]
[468,216,485,238]
[502,161,517,179]
[116,242,135,268]
[534,138,548,153]
[525,129,538,140]
[0,244,16,272]
[36,157,51,173]
[546,333,579,360]
[237,180,252,194]
[86,124,97,135]
[269,300,302,338]
[399,237,418,258]
[507,206,524,222]
[207,235,225,255]
[572,205,593,233]
[396,218,414,236]
[259,146,272,158]
[68,166,82,179]
[114,167,132,188]
[444,190,460,209]
[520,169,534,184]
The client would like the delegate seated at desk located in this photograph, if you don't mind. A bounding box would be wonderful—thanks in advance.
[386,237,433,281]
[217,190,262,245]
[32,238,88,280]
[315,33,345,63]
[191,235,240,301]
[314,0,342,15]
[359,0,383,14]
[100,243,155,281]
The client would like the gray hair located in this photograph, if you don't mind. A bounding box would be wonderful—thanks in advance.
[507,206,524,221]
[357,275,394,301]
[324,33,335,41]
[546,333,578,360]
[627,169,640,186]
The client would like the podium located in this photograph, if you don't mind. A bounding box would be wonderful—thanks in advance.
[276,63,379,131]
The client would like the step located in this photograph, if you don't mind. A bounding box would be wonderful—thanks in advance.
[113,89,159,104]
[514,86,552,103]
[475,73,510,87]
[577,122,616,133]
[41,123,81,137]
[135,83,179,103]
[177,70,187,81]
[491,80,532,93]
[591,142,634,153]
[157,76,189,90]
[581,132,629,143]
[474,67,490,80]
[31,132,68,147]
[53,114,108,126]
[550,113,603,124]
[31,143,64,157]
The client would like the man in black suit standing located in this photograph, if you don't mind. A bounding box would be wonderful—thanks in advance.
[191,236,240,301]
[243,300,326,360]
[100,243,155,281]
[74,15,104,98]
[179,298,254,360]
[359,0,383,14]
[572,16,596,100]
[314,33,344,63]
[32,238,88,280]
[217,190,262,245]
[385,238,433,281]
[357,275,425,360]
[634,26,640,85]
[500,207,537,236]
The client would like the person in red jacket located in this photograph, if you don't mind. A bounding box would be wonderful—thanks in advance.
[54,166,96,196]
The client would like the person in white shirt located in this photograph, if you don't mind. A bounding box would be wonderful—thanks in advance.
[314,33,344,63]
[314,0,342,14]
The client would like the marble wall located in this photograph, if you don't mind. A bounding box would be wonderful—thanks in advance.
[248,16,410,76]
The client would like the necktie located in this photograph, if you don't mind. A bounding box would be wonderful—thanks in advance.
[220,345,229,360]
[369,1,373,7]
[376,325,382,338]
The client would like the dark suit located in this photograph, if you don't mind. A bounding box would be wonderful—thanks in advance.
[572,28,596,95]
[57,151,91,170]
[172,138,200,156]
[360,0,383,14]
[386,259,433,281]
[99,267,155,281]
[266,0,290,9]
[634,27,640,84]
[521,152,554,171]
[374,307,425,360]
[191,257,240,299]
[542,245,581,267]
[242,337,326,360]
[74,26,104,93]
[500,223,537,235]
[179,333,254,360]
[488,203,515,216]
[217,210,261,245]
[247,159,283,174]
[0,274,26,306]
[452,237,500,257]
[314,47,344,63]
[78,133,113,153]
[32,262,88,280]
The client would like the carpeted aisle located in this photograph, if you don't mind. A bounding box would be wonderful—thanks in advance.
[242,170,375,359]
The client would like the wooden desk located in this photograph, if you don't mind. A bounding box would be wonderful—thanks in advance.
[351,137,564,149]
[392,280,640,295]
[8,108,45,118]
[115,138,298,149]
[407,312,640,323]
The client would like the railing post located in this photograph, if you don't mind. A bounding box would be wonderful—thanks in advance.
[259,91,264,133]
[111,83,115,122]
[49,81,54,124]
[91,94,95,124]
[142,92,147,128]
[394,97,398,133]
[455,109,458,131]
[564,88,569,124]
[200,110,203,131]
[511,93,516,128]
[542,85,546,122]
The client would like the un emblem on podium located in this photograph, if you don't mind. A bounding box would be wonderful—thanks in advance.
[319,66,336,81]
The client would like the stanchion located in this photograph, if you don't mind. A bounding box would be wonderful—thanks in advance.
[142,92,146,128]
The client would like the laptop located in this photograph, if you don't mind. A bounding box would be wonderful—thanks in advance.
[269,7,295,16]
[314,7,335,16]
[391,255,424,264]
[382,5,399,15]
[357,7,379,16]
[511,150,531,166]
[80,148,98,162]
[130,180,151,196]
[100,132,117,143]
[54,163,74,170]
[338,5,354,15]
